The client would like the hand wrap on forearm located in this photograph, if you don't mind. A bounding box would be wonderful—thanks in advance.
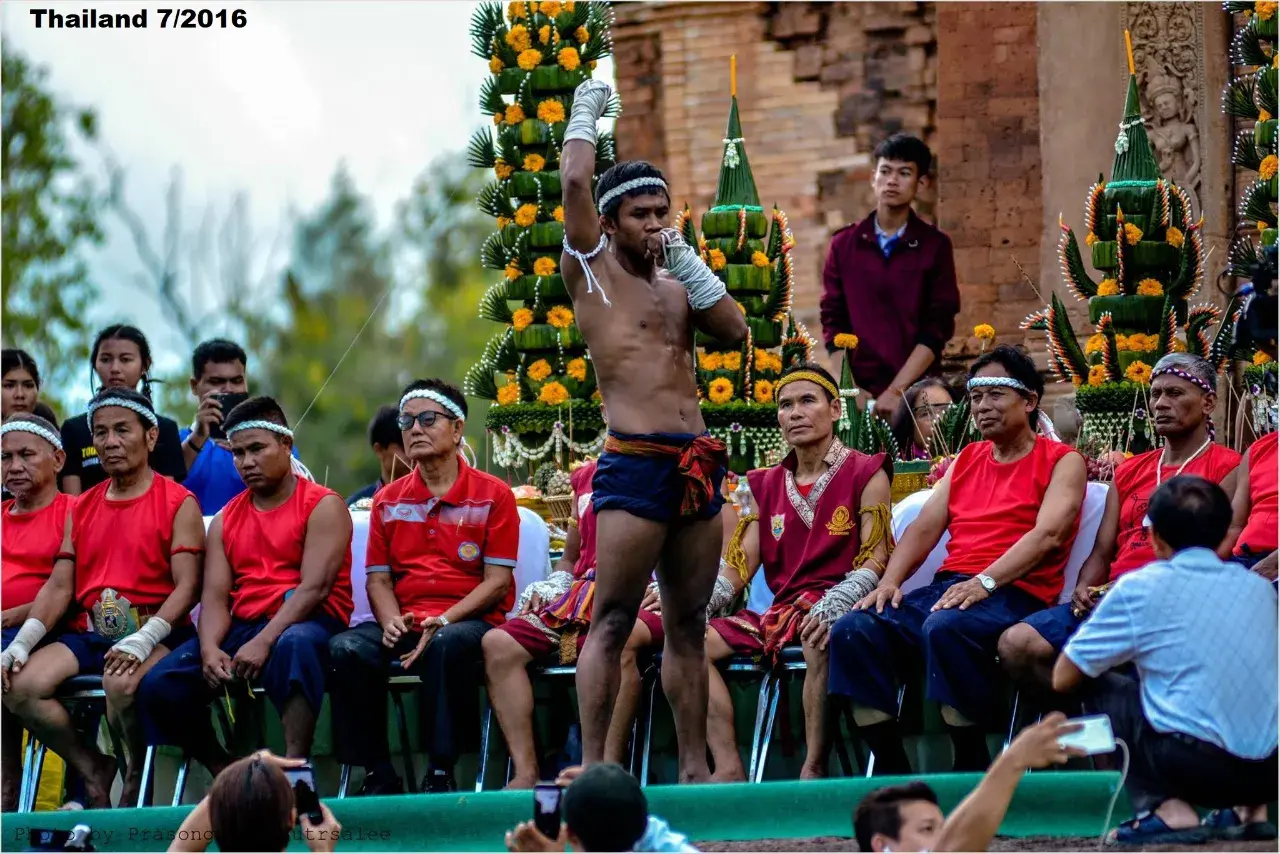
[705,574,736,620]
[656,229,728,311]
[808,569,880,625]
[111,616,171,663]
[517,571,575,612]
[1,618,48,671]
[563,79,612,146]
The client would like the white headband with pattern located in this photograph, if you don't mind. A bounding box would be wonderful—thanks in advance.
[0,420,63,451]
[87,396,158,427]
[596,177,670,214]
[967,376,1031,394]
[225,419,294,439]
[399,389,465,421]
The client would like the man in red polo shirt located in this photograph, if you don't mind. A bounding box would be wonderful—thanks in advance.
[819,134,960,419]
[328,379,519,795]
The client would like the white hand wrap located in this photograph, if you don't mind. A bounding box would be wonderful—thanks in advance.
[517,571,575,612]
[110,616,171,663]
[808,569,880,625]
[706,575,736,620]
[563,79,612,146]
[656,229,728,311]
[1,618,48,671]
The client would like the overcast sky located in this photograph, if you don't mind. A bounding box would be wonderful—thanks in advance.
[4,0,612,399]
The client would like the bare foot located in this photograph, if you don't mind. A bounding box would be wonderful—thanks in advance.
[799,764,827,781]
[82,751,118,810]
[503,775,538,790]
[709,768,747,784]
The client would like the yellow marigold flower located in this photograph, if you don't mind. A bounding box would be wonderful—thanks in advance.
[505,263,522,281]
[751,251,770,268]
[526,359,552,381]
[537,99,566,124]
[518,49,543,71]
[708,249,727,271]
[1096,278,1120,296]
[496,215,511,230]
[504,104,526,125]
[508,1,527,19]
[1085,232,1098,246]
[699,352,724,371]
[538,25,551,45]
[490,55,505,74]
[529,1,539,10]
[1085,333,1106,354]
[833,333,859,350]
[722,351,742,371]
[1165,226,1184,248]
[1132,333,1154,351]
[539,382,570,406]
[754,379,775,404]
[505,24,532,51]
[575,25,590,43]
[540,0,562,16]
[588,59,597,70]
[1260,154,1279,181]
[497,383,521,406]
[558,46,581,71]
[1126,360,1153,384]
[1136,278,1164,297]
[973,323,996,341]
[1123,222,1143,245]
[1115,333,1130,351]
[515,204,538,228]
[512,308,534,331]
[1088,365,1108,387]
[1257,0,1277,20]
[1260,109,1274,123]
[553,205,564,222]
[563,0,574,10]
[707,377,735,405]
[1170,337,1187,353]
[566,358,587,382]
[533,257,557,277]
[1255,350,1273,366]
[523,153,546,173]
[494,160,514,181]
[546,305,575,329]
[493,112,504,125]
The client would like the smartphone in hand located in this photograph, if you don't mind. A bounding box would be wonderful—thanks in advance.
[1057,714,1116,755]
[283,763,325,826]
[208,392,249,441]
[533,783,564,839]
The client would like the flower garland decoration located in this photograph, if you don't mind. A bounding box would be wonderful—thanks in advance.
[708,249,727,271]
[699,352,724,371]
[497,383,521,406]
[753,379,775,404]
[751,251,770,268]
[575,26,590,43]
[1165,226,1184,248]
[523,153,546,173]
[515,204,538,227]
[1125,360,1153,385]
[505,104,526,125]
[567,358,587,381]
[707,377,735,404]
[494,160,514,180]
[1136,278,1164,297]
[553,206,564,222]
[512,308,534,331]
[533,257,557,277]
[518,49,543,71]
[1088,364,1108,387]
[833,333,859,349]
[558,46,580,71]
[1096,278,1120,296]
[722,351,742,371]
[539,382,570,406]
[1260,154,1278,181]
[527,359,552,382]
[546,306,575,329]
[1123,222,1143,245]
[537,100,566,124]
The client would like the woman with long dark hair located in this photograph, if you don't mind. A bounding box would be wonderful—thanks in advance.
[2,349,41,418]
[58,324,186,494]
[890,378,956,460]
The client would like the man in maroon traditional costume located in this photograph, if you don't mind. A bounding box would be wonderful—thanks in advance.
[697,363,893,780]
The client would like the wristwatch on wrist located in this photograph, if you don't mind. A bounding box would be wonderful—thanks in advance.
[976,574,997,593]
[437,615,451,627]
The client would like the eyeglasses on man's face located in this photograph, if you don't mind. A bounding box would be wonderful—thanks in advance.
[397,410,456,431]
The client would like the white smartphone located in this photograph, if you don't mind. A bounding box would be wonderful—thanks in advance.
[1057,713,1116,755]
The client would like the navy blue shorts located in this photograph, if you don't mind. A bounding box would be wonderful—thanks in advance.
[1019,602,1082,653]
[592,431,727,523]
[56,625,196,675]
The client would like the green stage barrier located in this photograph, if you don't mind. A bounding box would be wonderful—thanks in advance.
[2,771,1122,851]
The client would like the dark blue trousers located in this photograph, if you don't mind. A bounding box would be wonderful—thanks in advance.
[138,616,343,748]
[828,574,1044,725]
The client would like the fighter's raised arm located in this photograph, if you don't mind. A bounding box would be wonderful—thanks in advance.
[560,79,612,258]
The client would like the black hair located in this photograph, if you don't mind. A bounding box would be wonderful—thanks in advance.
[968,344,1044,427]
[369,405,402,449]
[562,763,649,852]
[399,378,468,420]
[90,324,156,401]
[87,386,156,431]
[891,377,955,454]
[2,412,61,439]
[594,160,670,220]
[1148,475,1233,553]
[32,402,59,425]
[207,756,294,853]
[1,349,40,388]
[192,338,248,380]
[853,782,940,853]
[223,395,289,437]
[874,133,933,177]
[778,361,840,402]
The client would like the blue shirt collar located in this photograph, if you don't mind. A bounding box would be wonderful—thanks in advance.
[1169,546,1229,569]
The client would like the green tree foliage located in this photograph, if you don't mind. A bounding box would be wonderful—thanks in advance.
[1,41,105,412]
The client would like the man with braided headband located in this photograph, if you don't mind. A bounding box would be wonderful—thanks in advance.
[560,80,748,781]
[138,397,354,775]
[829,345,1086,775]
[693,363,892,781]
[2,387,205,807]
[328,378,519,795]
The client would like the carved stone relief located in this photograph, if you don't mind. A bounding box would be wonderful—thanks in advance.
[1123,2,1207,217]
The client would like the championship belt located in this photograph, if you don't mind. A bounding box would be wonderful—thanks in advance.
[90,588,141,641]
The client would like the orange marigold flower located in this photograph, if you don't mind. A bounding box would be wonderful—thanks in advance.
[833,333,859,350]
[753,379,775,404]
[526,359,552,382]
[523,153,546,172]
[566,358,587,382]
[1165,226,1184,248]
[1096,278,1120,297]
[514,204,538,228]
[546,305,574,329]
[512,308,534,331]
[505,24,532,52]
[553,206,564,222]
[557,46,581,71]
[539,382,569,406]
[497,383,521,405]
[533,257,557,277]
[489,56,505,74]
[518,49,543,71]
[537,99,566,124]
[505,103,526,125]
[708,249,727,271]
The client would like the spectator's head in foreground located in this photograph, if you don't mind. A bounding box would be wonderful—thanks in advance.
[1,348,41,417]
[397,378,467,466]
[1,413,65,503]
[967,344,1043,442]
[854,782,943,853]
[368,405,408,485]
[207,755,295,852]
[562,763,649,852]
[1147,475,1233,559]
[223,396,295,494]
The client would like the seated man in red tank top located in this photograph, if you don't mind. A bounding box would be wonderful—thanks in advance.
[696,363,893,782]
[999,353,1240,697]
[829,346,1086,775]
[483,450,665,789]
[1,413,75,811]
[329,379,520,795]
[2,388,204,808]
[138,396,353,774]
[1227,429,1277,578]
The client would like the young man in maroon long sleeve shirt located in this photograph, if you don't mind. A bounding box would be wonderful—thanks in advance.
[820,134,960,420]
